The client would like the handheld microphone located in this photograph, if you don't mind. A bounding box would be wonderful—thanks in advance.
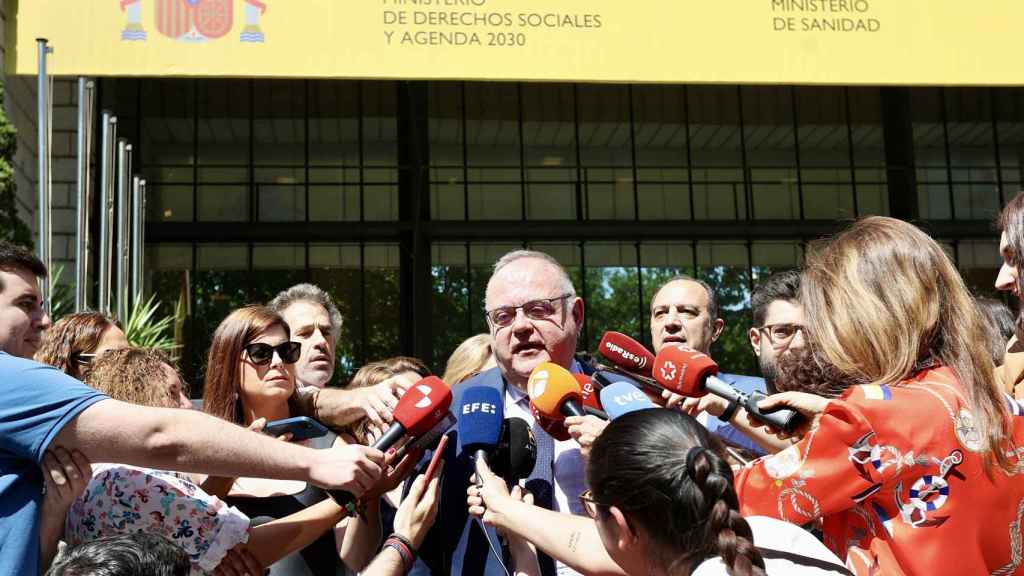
[574,374,608,419]
[328,376,452,508]
[530,404,571,441]
[599,380,657,420]
[593,369,667,406]
[652,345,802,433]
[598,331,655,377]
[491,417,537,485]
[457,386,505,470]
[528,362,586,419]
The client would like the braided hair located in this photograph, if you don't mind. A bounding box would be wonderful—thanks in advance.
[587,409,766,576]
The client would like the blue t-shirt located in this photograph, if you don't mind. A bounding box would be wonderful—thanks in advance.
[0,352,108,575]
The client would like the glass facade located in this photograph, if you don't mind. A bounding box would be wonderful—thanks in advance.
[98,79,1015,386]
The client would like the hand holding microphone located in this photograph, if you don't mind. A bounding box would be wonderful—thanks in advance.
[652,345,803,434]
[596,332,671,400]
[327,376,452,509]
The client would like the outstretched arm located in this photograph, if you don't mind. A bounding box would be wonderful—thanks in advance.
[51,399,384,493]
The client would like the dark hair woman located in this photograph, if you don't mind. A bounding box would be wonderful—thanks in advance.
[34,312,127,379]
[996,191,1024,397]
[467,408,843,576]
[202,305,406,575]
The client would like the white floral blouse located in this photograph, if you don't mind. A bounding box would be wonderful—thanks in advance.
[65,463,252,575]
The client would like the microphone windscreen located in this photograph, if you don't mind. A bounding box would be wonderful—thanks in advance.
[530,403,571,441]
[600,381,657,420]
[528,362,583,421]
[574,374,603,412]
[393,376,453,437]
[457,386,505,456]
[598,332,655,377]
[652,345,719,397]
[491,417,537,484]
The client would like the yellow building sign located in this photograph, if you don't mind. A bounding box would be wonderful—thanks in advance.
[7,0,1023,85]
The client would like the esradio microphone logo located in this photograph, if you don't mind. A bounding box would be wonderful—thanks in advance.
[602,340,648,369]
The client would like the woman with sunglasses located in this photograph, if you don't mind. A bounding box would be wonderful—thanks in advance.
[468,408,844,576]
[35,311,129,380]
[202,305,407,576]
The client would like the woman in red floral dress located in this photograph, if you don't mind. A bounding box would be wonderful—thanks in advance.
[736,216,1024,576]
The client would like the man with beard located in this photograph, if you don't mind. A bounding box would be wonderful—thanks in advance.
[749,270,805,394]
[673,271,806,455]
[269,283,342,390]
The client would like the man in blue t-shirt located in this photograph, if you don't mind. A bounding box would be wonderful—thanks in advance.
[0,242,388,575]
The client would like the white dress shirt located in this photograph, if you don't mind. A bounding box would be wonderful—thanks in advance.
[505,384,586,576]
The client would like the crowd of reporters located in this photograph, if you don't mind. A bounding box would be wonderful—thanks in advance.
[5,194,1024,575]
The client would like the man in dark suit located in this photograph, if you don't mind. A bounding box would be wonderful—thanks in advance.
[410,250,590,576]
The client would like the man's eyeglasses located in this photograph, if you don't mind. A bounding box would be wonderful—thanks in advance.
[244,342,301,366]
[578,489,609,519]
[485,294,573,329]
[758,323,803,347]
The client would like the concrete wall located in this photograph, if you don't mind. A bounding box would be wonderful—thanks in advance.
[2,0,81,283]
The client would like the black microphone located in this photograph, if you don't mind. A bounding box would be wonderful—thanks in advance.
[491,417,537,486]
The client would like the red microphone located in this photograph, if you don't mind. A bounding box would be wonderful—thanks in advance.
[598,332,655,377]
[574,374,607,419]
[329,376,452,507]
[652,345,801,433]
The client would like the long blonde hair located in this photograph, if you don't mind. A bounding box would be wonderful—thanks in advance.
[802,216,1011,471]
[442,333,494,386]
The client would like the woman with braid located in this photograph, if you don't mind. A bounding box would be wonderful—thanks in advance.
[467,408,843,576]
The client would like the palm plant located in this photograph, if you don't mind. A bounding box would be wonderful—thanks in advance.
[124,293,180,358]
[47,264,74,322]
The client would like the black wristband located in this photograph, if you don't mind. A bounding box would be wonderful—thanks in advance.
[718,398,740,423]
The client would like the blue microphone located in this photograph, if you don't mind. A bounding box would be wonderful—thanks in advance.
[457,386,505,468]
[600,381,657,420]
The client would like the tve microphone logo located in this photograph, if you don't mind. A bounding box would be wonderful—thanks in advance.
[462,402,499,415]
[609,389,647,406]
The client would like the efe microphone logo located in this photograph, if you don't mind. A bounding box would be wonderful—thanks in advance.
[462,402,498,415]
[414,384,435,409]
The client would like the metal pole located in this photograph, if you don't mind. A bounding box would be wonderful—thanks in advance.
[36,39,53,313]
[75,78,95,312]
[130,176,145,301]
[116,141,131,323]
[98,113,117,315]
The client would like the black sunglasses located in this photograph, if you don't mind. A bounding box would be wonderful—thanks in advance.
[244,341,301,366]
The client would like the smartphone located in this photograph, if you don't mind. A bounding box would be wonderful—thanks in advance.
[424,433,449,482]
[263,416,329,441]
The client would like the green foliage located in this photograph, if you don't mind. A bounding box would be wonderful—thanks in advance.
[125,293,180,357]
[0,84,32,248]
[47,265,74,322]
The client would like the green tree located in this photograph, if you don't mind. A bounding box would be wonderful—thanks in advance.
[0,84,32,248]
